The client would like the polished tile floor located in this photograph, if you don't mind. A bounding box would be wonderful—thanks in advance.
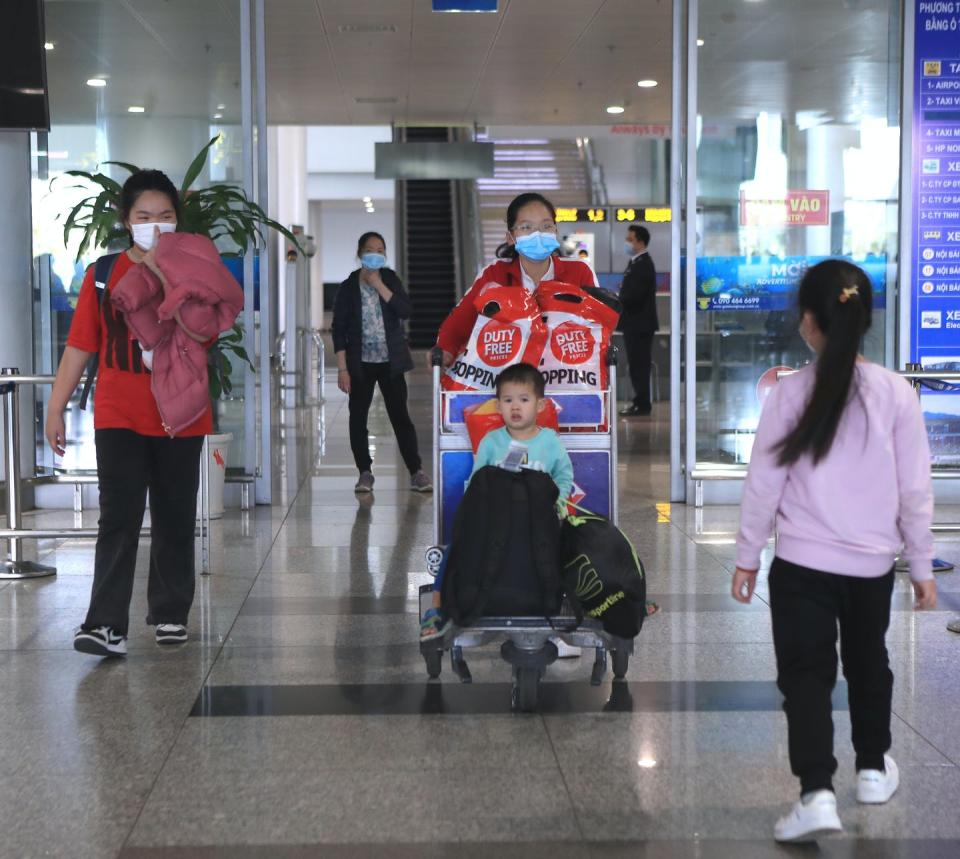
[2,363,960,858]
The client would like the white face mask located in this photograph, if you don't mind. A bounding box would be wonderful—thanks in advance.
[131,221,176,251]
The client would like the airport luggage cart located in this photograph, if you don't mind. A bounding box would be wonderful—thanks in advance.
[419,347,634,711]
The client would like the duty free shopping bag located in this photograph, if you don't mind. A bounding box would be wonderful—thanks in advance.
[442,285,547,393]
[535,281,621,392]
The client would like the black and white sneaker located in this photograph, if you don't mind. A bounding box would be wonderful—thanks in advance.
[155,624,188,645]
[74,626,127,657]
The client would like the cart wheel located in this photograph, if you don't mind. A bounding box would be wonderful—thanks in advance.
[611,648,630,681]
[513,667,540,712]
[424,647,442,679]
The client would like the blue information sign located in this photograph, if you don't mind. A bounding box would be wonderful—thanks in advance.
[912,3,960,365]
[691,255,888,312]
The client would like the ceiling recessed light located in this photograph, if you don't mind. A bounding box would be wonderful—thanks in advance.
[86,78,107,88]
[697,38,705,47]
[44,42,54,50]
[363,196,372,203]
[606,105,625,114]
[213,113,223,120]
[367,208,376,213]
[127,106,145,113]
[216,103,225,110]
[338,24,398,33]
[637,79,658,88]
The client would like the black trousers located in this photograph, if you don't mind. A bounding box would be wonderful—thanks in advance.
[84,429,204,635]
[348,362,421,475]
[769,557,894,795]
[623,327,654,411]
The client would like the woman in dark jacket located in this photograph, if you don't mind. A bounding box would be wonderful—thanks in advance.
[332,231,431,493]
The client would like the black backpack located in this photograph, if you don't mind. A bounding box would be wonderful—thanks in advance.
[559,505,647,638]
[441,465,563,626]
[78,252,121,410]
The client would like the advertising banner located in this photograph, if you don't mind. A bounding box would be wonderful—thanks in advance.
[693,255,888,311]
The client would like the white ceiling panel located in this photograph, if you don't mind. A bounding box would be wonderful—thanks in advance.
[41,0,901,131]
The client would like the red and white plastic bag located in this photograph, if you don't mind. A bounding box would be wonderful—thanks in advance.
[535,281,621,392]
[442,285,547,392]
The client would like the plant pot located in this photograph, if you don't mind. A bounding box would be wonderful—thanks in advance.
[199,432,233,520]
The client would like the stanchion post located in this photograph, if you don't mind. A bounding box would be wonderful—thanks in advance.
[1,368,55,579]
[199,436,211,575]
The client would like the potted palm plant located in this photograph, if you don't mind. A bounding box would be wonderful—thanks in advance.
[56,134,299,515]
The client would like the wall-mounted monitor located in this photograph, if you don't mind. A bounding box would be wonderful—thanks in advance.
[0,0,50,131]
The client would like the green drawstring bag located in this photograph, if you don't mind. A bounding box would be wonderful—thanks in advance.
[560,503,647,638]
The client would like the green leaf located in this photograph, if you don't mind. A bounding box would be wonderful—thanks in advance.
[101,160,140,175]
[181,134,220,195]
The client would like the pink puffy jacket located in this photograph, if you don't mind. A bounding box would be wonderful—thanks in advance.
[111,233,244,437]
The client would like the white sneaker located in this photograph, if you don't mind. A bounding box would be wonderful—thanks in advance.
[774,790,843,843]
[857,754,899,804]
[74,626,127,657]
[551,637,581,659]
[155,623,188,645]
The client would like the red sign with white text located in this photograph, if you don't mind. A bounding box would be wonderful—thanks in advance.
[739,190,830,227]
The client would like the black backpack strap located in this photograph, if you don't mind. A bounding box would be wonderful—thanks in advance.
[78,252,121,410]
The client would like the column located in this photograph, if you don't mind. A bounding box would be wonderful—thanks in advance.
[0,133,37,496]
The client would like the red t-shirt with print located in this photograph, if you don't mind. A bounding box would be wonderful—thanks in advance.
[66,252,212,437]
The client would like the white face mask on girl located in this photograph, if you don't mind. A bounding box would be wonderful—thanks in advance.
[131,222,176,251]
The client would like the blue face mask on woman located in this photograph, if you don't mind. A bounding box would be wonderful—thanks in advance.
[360,252,386,270]
[513,231,560,262]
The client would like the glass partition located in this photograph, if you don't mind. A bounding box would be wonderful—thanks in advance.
[31,0,245,472]
[692,0,901,466]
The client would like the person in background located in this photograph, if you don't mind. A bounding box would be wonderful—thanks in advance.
[619,224,659,417]
[332,231,432,494]
[731,260,937,843]
[435,192,597,365]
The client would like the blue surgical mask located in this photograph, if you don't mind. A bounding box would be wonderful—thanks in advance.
[624,241,636,256]
[513,231,560,262]
[360,252,386,270]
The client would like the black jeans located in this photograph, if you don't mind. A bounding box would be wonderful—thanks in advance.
[84,429,204,635]
[348,362,421,475]
[624,328,654,411]
[769,557,894,795]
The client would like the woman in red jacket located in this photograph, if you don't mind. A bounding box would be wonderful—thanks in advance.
[45,169,220,658]
[435,192,597,365]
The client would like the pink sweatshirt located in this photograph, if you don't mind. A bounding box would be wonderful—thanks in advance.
[736,362,934,583]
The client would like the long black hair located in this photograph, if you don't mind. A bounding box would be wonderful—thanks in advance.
[494,192,558,260]
[118,169,180,221]
[776,259,873,465]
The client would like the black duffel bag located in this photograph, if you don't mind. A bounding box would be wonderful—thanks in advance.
[559,505,647,638]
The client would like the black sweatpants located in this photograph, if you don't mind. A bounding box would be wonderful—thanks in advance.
[348,362,421,475]
[769,557,894,796]
[624,328,654,412]
[84,429,204,636]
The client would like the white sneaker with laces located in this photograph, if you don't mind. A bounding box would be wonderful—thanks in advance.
[156,623,188,645]
[74,626,127,657]
[857,754,899,804]
[774,790,843,843]
[551,637,581,659]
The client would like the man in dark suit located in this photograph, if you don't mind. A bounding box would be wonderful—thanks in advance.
[619,224,659,417]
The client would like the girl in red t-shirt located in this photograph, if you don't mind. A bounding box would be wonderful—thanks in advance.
[46,169,212,657]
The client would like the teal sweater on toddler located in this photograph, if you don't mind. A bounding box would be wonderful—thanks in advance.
[469,426,573,502]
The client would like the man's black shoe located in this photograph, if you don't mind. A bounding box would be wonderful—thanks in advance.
[620,404,652,417]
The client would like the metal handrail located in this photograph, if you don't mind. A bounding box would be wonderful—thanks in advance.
[1,367,211,579]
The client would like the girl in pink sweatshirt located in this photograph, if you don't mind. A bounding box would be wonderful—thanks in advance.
[732,259,937,844]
